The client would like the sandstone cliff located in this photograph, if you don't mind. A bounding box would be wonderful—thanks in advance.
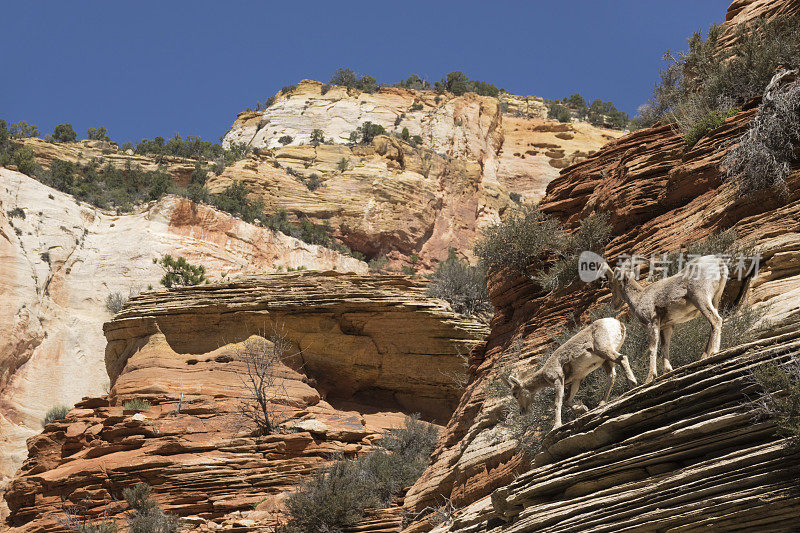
[402,97,800,523]
[3,273,487,531]
[0,169,365,502]
[217,81,621,267]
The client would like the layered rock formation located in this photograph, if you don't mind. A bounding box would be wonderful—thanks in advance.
[429,327,800,532]
[403,95,800,520]
[218,81,622,266]
[720,0,800,51]
[0,169,365,501]
[3,273,487,531]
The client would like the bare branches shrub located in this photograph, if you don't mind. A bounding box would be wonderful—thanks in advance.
[238,329,296,435]
[749,356,800,448]
[724,74,800,196]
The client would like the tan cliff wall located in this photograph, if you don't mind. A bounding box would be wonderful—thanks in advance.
[3,273,487,531]
[402,95,800,520]
[217,80,622,267]
[0,169,365,501]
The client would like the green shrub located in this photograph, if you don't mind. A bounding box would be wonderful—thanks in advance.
[474,205,566,275]
[42,405,70,427]
[401,127,410,141]
[533,212,611,291]
[409,102,424,112]
[49,159,76,192]
[156,255,207,288]
[337,157,349,172]
[123,483,181,533]
[7,120,39,139]
[7,207,25,219]
[434,71,499,97]
[547,102,571,123]
[86,127,111,142]
[11,145,40,176]
[411,135,423,146]
[52,123,77,143]
[683,108,739,147]
[356,122,386,144]
[281,84,298,95]
[368,255,388,272]
[329,68,378,93]
[724,80,800,196]
[278,135,293,146]
[210,181,266,223]
[587,99,629,129]
[122,398,152,411]
[310,129,325,145]
[397,74,431,91]
[427,249,490,316]
[285,415,437,531]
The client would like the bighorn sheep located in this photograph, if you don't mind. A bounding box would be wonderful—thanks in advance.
[506,318,636,430]
[603,255,729,384]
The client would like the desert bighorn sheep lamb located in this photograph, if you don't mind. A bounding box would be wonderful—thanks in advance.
[603,255,729,384]
[506,318,637,430]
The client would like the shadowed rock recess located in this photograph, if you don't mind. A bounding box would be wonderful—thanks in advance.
[4,273,487,531]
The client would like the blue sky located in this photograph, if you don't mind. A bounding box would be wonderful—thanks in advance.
[1,1,731,144]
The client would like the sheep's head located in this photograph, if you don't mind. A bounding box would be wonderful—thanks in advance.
[505,373,542,414]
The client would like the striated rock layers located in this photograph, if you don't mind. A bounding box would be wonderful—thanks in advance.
[3,273,487,531]
[0,169,365,496]
[430,327,800,532]
[218,80,621,266]
[403,97,800,521]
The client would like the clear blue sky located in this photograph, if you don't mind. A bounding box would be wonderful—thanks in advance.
[1,1,732,145]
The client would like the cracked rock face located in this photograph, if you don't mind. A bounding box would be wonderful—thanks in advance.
[3,273,487,531]
[0,169,365,497]
[218,81,622,267]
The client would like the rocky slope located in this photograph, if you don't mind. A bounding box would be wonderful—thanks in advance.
[429,327,800,532]
[3,273,488,531]
[218,81,621,267]
[719,0,800,51]
[402,95,800,521]
[0,169,365,504]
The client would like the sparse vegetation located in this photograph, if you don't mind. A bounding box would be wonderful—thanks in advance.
[87,127,111,142]
[156,255,207,288]
[368,255,389,272]
[310,129,325,145]
[122,398,152,411]
[7,207,25,219]
[434,71,499,97]
[474,205,565,276]
[42,405,70,427]
[283,415,438,532]
[329,68,377,93]
[750,355,800,449]
[279,135,294,146]
[724,77,800,196]
[637,17,800,135]
[6,120,39,139]
[683,108,740,147]
[337,157,349,172]
[106,292,128,314]
[123,483,181,533]
[547,102,571,123]
[427,249,490,317]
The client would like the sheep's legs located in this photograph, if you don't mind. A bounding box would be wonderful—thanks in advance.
[553,377,565,429]
[565,379,588,415]
[600,361,616,406]
[611,350,638,384]
[661,325,675,372]
[645,323,661,384]
[695,296,723,358]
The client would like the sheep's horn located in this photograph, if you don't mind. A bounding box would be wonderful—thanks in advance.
[599,261,614,278]
[509,375,522,388]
